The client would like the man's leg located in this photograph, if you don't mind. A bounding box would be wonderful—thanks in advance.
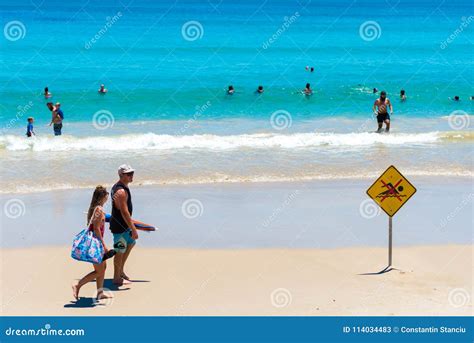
[384,119,390,132]
[113,252,124,284]
[121,243,135,280]
[377,121,383,132]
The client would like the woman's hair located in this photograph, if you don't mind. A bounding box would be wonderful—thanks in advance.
[87,185,109,223]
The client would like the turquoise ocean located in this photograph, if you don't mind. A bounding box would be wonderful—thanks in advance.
[0,0,472,193]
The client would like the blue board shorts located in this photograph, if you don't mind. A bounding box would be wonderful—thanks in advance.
[113,229,136,253]
[377,113,390,123]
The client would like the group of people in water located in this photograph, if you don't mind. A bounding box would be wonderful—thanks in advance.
[26,85,108,137]
[27,81,471,138]
[73,164,137,301]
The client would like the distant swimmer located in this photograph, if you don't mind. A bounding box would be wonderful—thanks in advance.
[98,84,107,94]
[256,85,264,94]
[26,117,35,137]
[400,89,406,101]
[303,83,313,95]
[373,88,378,94]
[305,66,315,72]
[452,96,460,101]
[227,85,235,95]
[44,87,52,99]
[373,91,393,133]
[47,102,63,136]
[470,96,474,100]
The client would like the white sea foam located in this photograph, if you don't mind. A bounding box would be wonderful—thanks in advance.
[0,131,458,152]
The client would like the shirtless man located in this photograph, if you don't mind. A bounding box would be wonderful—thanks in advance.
[372,91,393,133]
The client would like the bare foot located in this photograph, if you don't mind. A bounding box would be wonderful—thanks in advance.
[113,278,131,286]
[97,292,113,301]
[112,278,123,286]
[72,285,79,300]
[121,272,130,280]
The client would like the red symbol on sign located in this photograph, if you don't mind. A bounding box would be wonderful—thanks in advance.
[379,179,403,202]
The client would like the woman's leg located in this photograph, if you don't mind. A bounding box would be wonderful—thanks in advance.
[72,269,97,300]
[95,262,112,300]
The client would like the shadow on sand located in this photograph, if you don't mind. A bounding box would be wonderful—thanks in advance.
[358,266,399,275]
[64,278,149,309]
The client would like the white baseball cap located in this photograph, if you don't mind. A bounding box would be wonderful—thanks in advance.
[118,164,135,175]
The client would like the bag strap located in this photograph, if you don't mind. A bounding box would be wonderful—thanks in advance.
[87,206,100,227]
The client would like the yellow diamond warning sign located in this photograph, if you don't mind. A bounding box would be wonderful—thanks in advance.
[366,165,416,217]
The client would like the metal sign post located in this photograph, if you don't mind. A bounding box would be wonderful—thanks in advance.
[388,216,392,267]
[366,165,416,271]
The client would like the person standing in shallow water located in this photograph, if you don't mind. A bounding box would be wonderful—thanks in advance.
[110,164,139,286]
[47,102,63,136]
[373,91,393,133]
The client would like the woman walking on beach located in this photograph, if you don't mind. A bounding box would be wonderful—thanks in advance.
[72,186,113,301]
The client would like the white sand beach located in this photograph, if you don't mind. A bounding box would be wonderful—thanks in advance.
[0,178,472,316]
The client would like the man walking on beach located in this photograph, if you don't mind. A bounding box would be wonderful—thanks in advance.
[110,164,139,286]
[373,91,393,132]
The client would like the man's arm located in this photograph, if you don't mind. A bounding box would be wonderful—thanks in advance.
[373,100,378,115]
[115,189,138,240]
[49,110,57,126]
[388,99,393,114]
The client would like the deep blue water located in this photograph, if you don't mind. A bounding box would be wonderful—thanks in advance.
[1,0,473,128]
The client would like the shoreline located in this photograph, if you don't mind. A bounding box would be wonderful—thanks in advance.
[0,174,472,196]
[1,245,472,316]
[1,177,472,249]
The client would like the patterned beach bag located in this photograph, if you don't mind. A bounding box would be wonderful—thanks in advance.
[71,207,104,264]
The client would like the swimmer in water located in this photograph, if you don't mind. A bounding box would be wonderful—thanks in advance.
[303,83,313,95]
[44,87,52,98]
[373,88,378,94]
[256,85,264,94]
[400,89,406,101]
[452,96,460,101]
[227,85,235,95]
[98,84,107,94]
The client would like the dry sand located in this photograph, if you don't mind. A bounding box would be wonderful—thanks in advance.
[1,245,472,316]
